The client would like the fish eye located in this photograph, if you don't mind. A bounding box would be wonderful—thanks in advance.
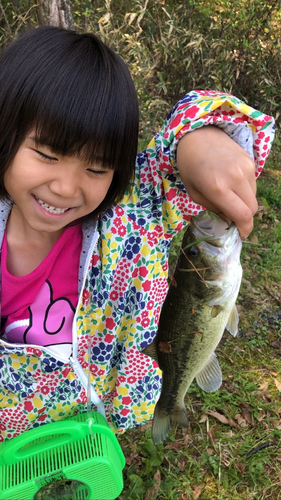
[188,246,199,257]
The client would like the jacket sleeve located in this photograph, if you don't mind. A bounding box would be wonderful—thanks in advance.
[120,90,275,239]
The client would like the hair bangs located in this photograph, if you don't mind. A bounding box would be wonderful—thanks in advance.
[29,33,138,173]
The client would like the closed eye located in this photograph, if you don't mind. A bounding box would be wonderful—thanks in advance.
[87,168,111,175]
[35,150,58,162]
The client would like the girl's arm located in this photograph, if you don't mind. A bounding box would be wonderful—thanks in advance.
[122,90,275,241]
[153,90,275,237]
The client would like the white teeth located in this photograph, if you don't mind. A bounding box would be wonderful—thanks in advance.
[36,197,69,214]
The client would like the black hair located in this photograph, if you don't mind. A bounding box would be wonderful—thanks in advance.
[0,26,139,218]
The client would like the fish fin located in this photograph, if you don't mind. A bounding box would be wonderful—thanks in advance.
[141,339,158,361]
[196,353,222,393]
[225,305,239,336]
[211,305,223,318]
[170,404,189,427]
[206,281,235,306]
[152,402,189,445]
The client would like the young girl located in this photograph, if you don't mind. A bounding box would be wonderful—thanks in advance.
[0,26,275,441]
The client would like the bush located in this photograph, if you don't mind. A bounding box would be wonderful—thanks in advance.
[1,0,280,138]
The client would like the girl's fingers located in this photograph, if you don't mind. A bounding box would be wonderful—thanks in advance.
[214,190,257,238]
[177,125,260,238]
[189,182,258,238]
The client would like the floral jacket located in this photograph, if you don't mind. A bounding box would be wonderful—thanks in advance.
[0,91,275,441]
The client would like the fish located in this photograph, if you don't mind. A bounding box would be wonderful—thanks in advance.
[142,212,243,445]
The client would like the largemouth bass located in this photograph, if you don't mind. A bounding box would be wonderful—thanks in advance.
[143,213,242,445]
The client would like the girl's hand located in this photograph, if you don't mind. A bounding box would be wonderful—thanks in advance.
[177,126,258,239]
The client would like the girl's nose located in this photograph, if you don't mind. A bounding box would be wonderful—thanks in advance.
[49,172,80,199]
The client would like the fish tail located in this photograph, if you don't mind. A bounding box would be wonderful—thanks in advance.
[152,401,189,445]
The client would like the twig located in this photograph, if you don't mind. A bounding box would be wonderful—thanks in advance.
[180,246,209,287]
[179,267,211,272]
[244,442,271,459]
[218,442,222,484]
[0,0,12,37]
[264,286,281,306]
[242,241,263,246]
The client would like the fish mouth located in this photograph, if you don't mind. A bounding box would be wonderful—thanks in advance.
[190,214,238,248]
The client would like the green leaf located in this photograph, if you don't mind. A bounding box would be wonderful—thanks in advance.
[182,235,215,252]
[126,475,146,499]
[142,438,164,466]
[261,197,270,208]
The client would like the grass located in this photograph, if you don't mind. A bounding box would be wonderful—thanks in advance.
[117,143,281,499]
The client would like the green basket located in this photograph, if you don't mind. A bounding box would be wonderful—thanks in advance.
[0,411,125,500]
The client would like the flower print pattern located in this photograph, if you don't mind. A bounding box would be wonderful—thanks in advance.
[0,91,275,441]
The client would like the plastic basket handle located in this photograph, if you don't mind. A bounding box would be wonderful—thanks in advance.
[86,420,126,468]
[0,420,89,465]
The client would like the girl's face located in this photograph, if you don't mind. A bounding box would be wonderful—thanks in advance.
[4,134,114,237]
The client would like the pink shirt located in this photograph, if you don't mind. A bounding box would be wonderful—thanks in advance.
[1,225,82,346]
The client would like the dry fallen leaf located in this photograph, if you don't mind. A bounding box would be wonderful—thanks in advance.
[221,449,231,467]
[235,413,247,427]
[236,462,247,473]
[250,234,259,244]
[206,410,239,428]
[270,418,281,430]
[144,470,161,500]
[167,440,184,451]
[259,381,269,391]
[126,453,141,466]
[199,414,208,423]
[207,429,217,447]
[158,341,173,353]
[241,406,254,425]
[274,379,281,392]
[192,484,203,499]
[256,410,266,422]
[270,340,281,349]
[177,456,187,471]
[226,430,234,438]
[183,432,192,447]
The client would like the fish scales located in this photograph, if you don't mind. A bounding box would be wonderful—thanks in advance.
[142,213,242,445]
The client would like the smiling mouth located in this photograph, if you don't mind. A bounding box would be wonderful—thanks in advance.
[35,196,70,215]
